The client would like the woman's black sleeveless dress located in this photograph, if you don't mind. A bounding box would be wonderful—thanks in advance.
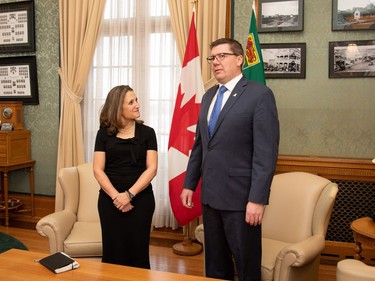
[94,123,157,268]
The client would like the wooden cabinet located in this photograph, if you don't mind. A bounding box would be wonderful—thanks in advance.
[0,130,34,227]
[0,130,31,164]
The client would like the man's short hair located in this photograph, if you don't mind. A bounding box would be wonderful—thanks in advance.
[210,38,244,57]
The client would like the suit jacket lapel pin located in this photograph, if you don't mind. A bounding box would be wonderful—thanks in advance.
[233,93,237,97]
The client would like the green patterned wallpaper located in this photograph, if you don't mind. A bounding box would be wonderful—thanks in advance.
[234,0,375,159]
[0,0,59,195]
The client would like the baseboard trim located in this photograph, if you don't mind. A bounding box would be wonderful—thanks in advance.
[321,241,375,266]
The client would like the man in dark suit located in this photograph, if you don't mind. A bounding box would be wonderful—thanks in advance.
[181,38,279,281]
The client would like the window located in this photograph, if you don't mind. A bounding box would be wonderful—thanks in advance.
[84,0,181,228]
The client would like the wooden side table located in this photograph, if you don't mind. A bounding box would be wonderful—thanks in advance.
[0,160,35,227]
[350,217,375,261]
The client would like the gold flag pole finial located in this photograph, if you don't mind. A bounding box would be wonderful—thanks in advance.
[191,0,199,29]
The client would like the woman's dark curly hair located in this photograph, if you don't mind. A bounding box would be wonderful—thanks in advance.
[99,85,142,136]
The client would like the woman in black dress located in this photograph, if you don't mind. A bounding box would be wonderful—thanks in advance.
[93,85,158,268]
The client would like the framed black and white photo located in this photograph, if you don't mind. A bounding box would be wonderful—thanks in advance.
[257,0,304,33]
[0,0,35,53]
[260,43,306,78]
[329,40,375,78]
[332,0,375,31]
[0,56,39,104]
[1,122,13,131]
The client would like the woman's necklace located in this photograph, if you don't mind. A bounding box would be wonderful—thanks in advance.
[119,122,135,134]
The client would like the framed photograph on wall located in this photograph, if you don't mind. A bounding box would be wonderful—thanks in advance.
[260,42,306,78]
[0,0,35,53]
[0,56,39,104]
[332,0,375,31]
[329,40,375,78]
[257,0,304,33]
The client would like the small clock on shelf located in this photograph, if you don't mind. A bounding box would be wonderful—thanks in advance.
[0,101,24,130]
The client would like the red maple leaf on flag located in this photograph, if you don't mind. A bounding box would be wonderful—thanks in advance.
[169,84,201,156]
[168,12,204,226]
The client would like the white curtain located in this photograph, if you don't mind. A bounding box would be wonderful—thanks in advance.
[83,0,180,229]
[56,0,106,211]
[168,0,229,84]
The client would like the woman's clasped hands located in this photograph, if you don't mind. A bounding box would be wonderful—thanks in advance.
[112,192,134,212]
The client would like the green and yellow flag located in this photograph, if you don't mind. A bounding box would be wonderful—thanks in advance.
[242,9,266,85]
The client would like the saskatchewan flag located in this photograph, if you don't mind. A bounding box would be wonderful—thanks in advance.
[242,9,266,85]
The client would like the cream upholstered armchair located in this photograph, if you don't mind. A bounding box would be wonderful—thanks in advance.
[336,259,375,281]
[195,172,338,281]
[36,163,102,258]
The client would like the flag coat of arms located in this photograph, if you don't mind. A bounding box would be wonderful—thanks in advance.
[168,12,204,226]
[243,9,266,85]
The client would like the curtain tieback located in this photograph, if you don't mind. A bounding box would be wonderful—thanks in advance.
[58,68,83,104]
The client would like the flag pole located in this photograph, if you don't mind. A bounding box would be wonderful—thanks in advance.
[172,219,202,256]
[172,0,203,256]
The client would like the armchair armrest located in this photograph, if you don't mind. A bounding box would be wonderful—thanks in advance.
[337,259,375,281]
[274,235,325,281]
[36,210,77,254]
[195,224,205,244]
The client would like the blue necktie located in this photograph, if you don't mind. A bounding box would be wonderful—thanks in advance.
[208,85,227,138]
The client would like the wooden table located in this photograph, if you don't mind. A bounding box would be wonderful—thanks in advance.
[0,249,222,281]
[350,216,375,260]
[0,160,35,227]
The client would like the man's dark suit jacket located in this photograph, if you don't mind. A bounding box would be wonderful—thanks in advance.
[184,76,279,211]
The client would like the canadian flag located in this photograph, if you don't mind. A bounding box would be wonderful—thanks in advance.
[168,12,204,226]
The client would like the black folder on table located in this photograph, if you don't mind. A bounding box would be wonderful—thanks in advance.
[38,252,80,274]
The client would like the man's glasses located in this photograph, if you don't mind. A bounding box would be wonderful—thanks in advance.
[206,53,238,64]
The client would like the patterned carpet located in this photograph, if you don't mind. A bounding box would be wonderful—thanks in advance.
[0,232,28,253]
